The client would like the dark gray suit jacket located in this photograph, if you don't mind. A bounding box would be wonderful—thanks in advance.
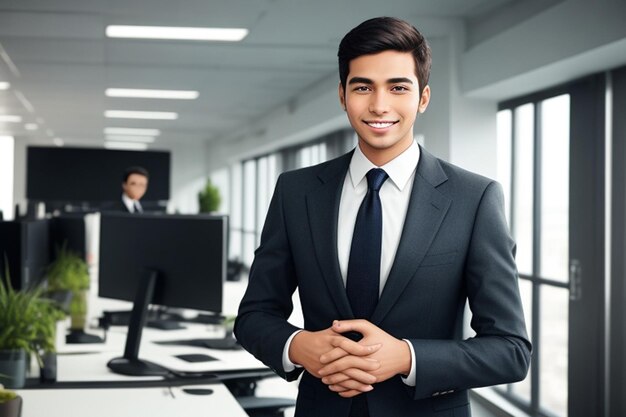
[235,146,531,417]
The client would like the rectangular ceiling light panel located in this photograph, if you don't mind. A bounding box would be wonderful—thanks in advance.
[106,25,248,42]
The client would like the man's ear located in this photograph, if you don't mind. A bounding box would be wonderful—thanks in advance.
[338,82,346,110]
[418,85,431,113]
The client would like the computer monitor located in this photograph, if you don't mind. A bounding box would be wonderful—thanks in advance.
[98,213,227,376]
[0,219,50,290]
[49,214,87,261]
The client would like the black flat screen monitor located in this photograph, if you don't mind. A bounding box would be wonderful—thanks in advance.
[0,219,49,290]
[26,147,170,203]
[49,214,86,261]
[99,213,227,376]
[99,213,226,313]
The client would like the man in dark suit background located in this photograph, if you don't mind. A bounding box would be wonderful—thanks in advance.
[235,17,531,417]
[108,166,149,213]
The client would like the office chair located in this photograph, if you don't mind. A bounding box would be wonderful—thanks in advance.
[224,374,296,417]
[237,396,296,417]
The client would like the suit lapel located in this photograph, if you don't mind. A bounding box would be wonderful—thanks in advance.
[306,152,354,319]
[371,147,452,325]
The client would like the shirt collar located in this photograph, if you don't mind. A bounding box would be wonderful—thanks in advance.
[122,192,136,211]
[349,140,420,191]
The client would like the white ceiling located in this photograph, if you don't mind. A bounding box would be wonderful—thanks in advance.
[0,0,516,148]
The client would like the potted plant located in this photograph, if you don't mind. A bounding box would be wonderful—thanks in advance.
[0,266,62,388]
[32,298,65,383]
[198,179,221,213]
[0,386,22,417]
[46,245,101,344]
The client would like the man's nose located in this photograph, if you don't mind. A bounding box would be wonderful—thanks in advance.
[368,91,390,115]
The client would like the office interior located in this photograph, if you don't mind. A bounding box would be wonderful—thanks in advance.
[0,1,625,416]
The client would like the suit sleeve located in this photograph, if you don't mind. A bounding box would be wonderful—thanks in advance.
[234,175,304,381]
[407,181,532,400]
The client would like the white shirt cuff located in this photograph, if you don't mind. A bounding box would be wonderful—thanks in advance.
[282,330,304,372]
[401,339,416,386]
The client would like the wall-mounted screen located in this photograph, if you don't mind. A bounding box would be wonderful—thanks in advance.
[26,147,170,202]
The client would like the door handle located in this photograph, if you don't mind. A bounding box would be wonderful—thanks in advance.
[569,259,582,301]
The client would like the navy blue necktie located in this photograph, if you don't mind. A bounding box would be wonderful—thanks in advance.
[346,168,388,320]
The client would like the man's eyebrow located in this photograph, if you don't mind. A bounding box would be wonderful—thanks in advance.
[388,77,414,84]
[348,77,372,85]
[348,77,414,85]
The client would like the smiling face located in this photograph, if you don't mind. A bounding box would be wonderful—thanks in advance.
[339,50,430,166]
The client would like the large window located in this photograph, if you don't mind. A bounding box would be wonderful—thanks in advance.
[496,94,571,417]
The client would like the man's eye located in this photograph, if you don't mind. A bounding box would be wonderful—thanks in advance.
[392,85,409,92]
[353,86,370,92]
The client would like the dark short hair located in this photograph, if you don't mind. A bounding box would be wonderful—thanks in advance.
[123,166,149,183]
[338,17,431,96]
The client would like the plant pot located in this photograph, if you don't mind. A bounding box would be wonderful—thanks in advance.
[39,351,57,383]
[0,395,23,417]
[0,350,26,389]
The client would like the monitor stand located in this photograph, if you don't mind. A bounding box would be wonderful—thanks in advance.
[146,308,185,330]
[191,313,225,325]
[107,269,170,376]
[66,329,104,344]
[146,319,184,330]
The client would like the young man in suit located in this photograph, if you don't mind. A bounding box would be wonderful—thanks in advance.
[235,17,531,417]
[119,166,149,213]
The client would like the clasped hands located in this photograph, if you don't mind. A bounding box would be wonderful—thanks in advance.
[289,319,411,398]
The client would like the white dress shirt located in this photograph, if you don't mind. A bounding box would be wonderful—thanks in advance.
[122,193,143,213]
[282,140,420,386]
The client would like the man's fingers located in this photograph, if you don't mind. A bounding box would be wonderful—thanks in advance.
[322,368,377,385]
[328,380,373,393]
[325,338,382,361]
[318,356,380,376]
[319,347,349,364]
[338,389,364,398]
[322,372,351,385]
[343,367,378,384]
[332,319,373,335]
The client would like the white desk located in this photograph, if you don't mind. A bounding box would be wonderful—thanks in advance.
[17,384,248,417]
[53,321,266,382]
[25,295,271,417]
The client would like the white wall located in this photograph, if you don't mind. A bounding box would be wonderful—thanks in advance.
[167,141,208,214]
[413,26,499,179]
[0,136,15,220]
[448,26,498,178]
[12,137,27,216]
[418,36,452,162]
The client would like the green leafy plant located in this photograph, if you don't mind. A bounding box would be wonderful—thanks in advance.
[46,245,89,330]
[0,387,18,403]
[0,264,63,360]
[198,179,221,213]
[0,268,41,354]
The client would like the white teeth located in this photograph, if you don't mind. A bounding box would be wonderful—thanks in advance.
[367,122,394,128]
